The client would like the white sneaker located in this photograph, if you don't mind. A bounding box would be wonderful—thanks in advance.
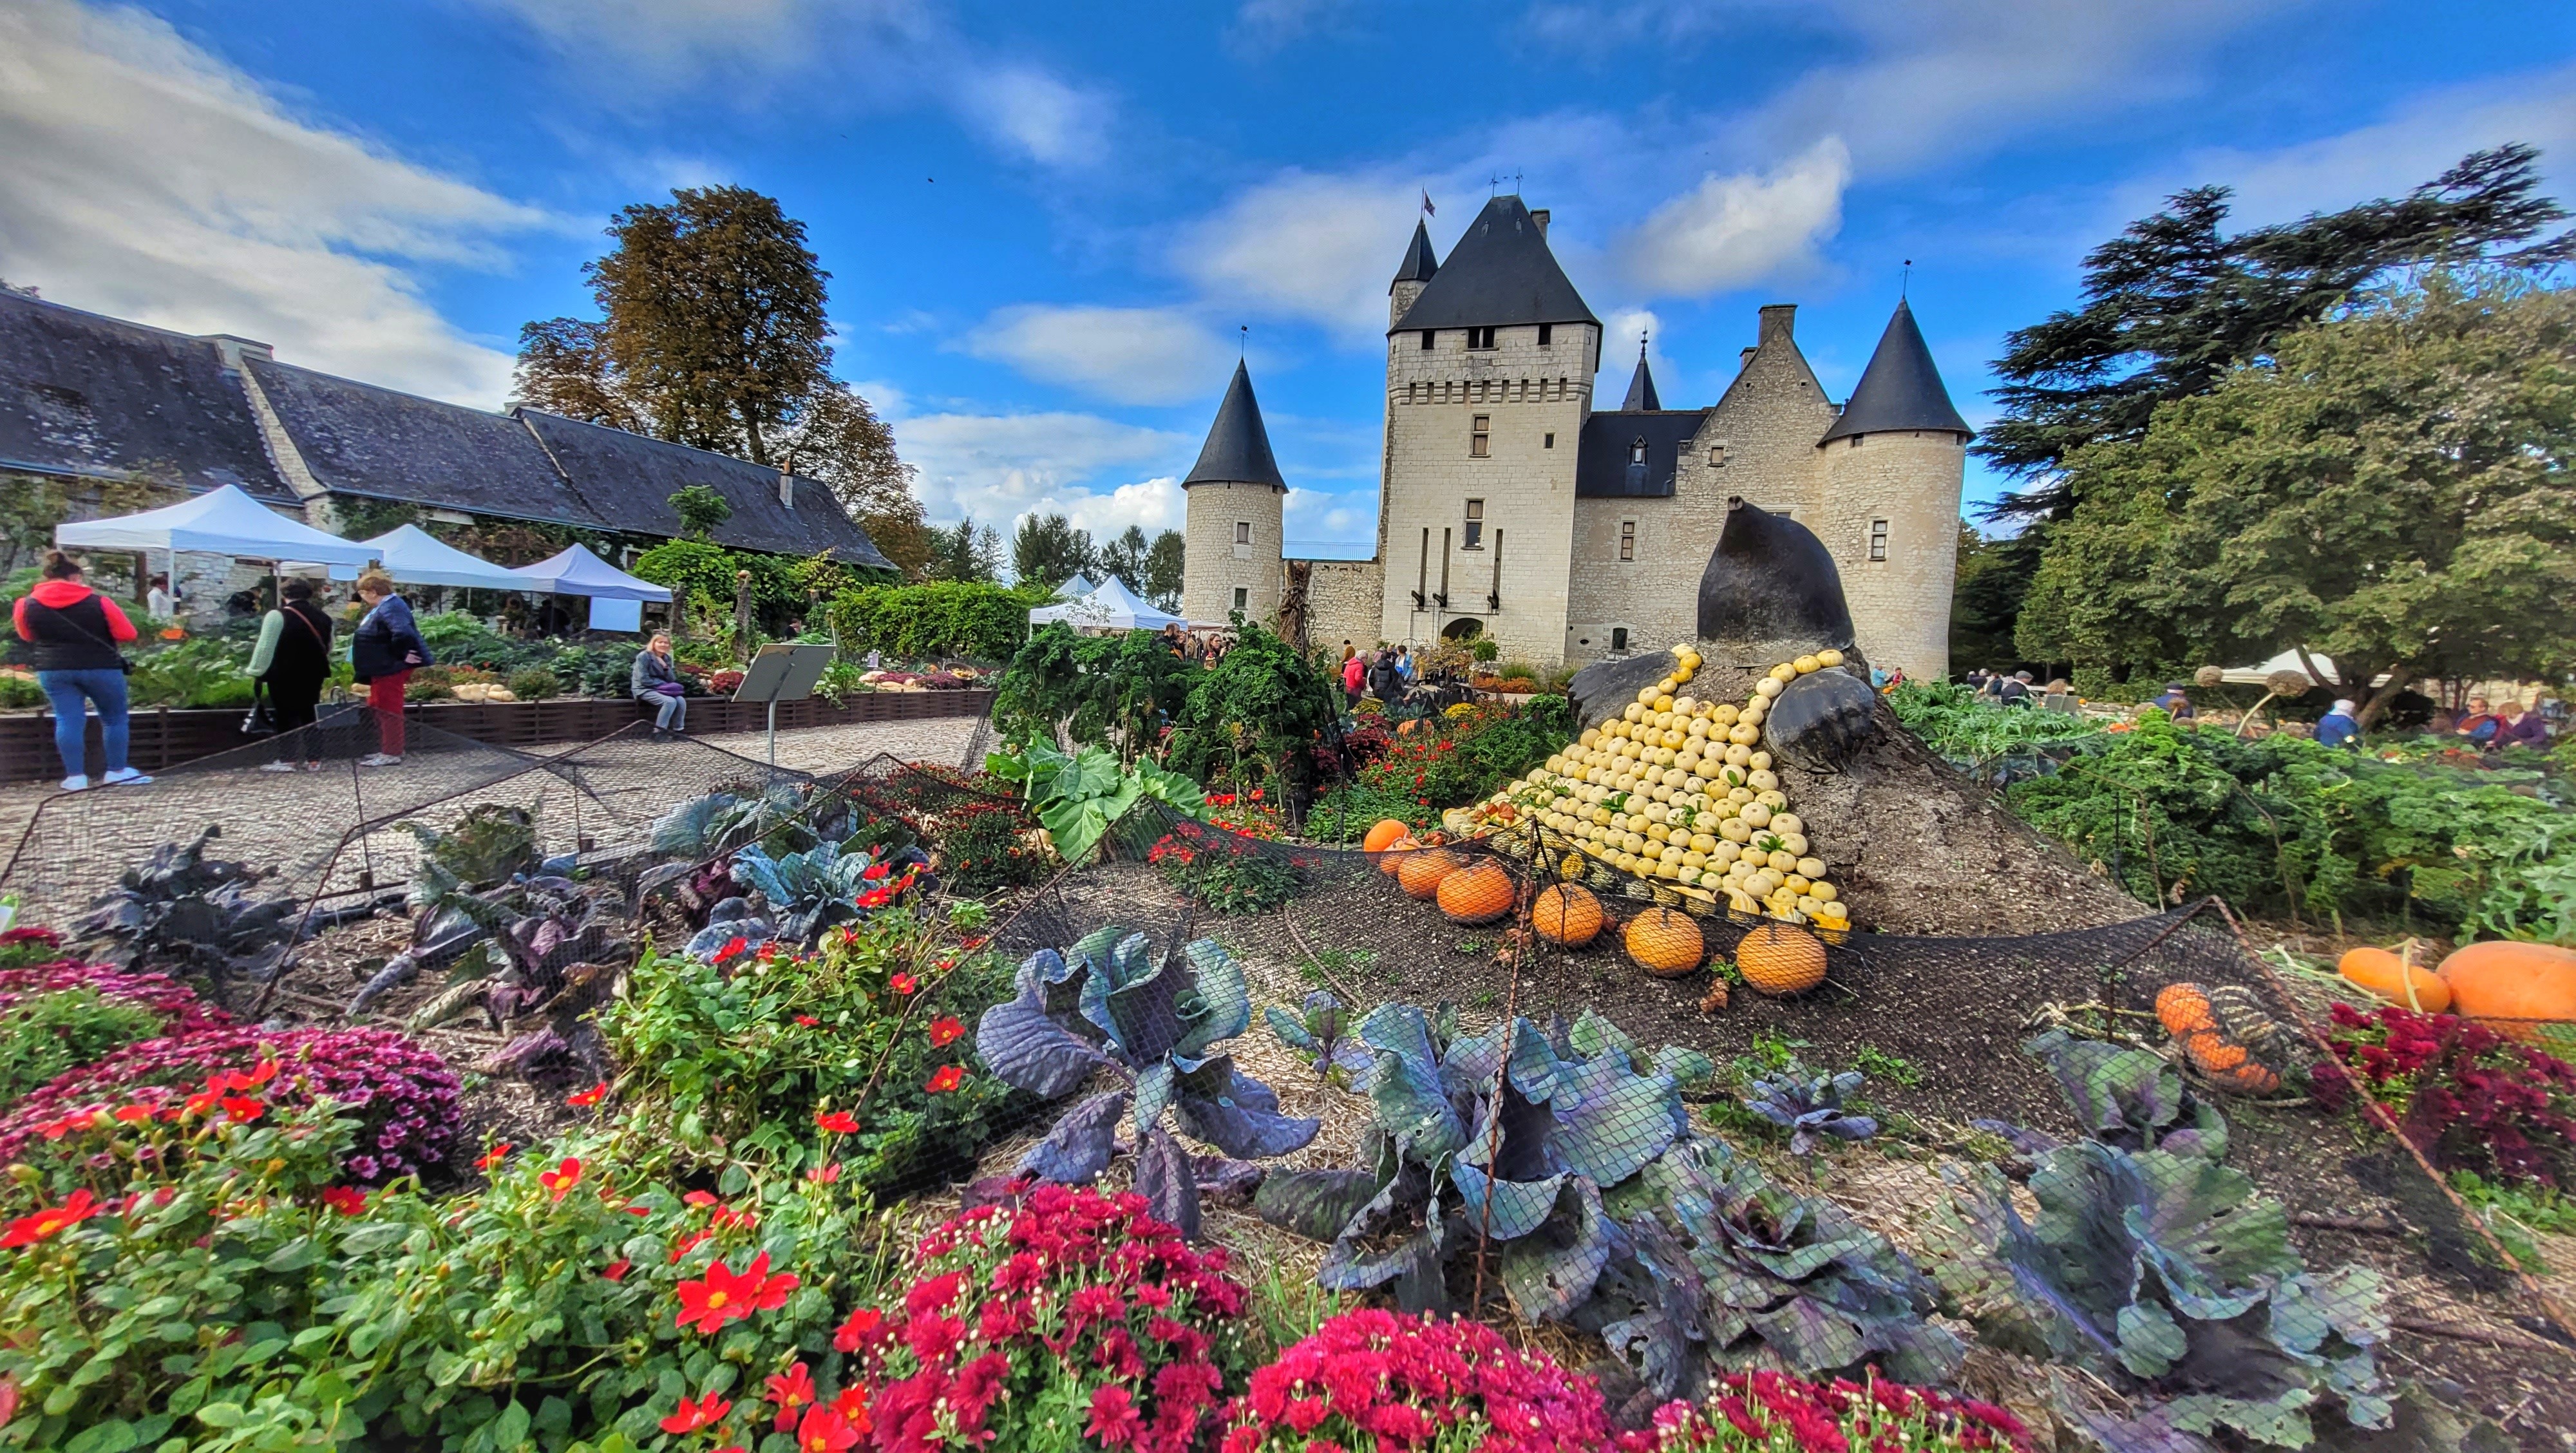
[60,774,88,792]
[100,768,153,786]
[260,761,298,773]
[357,753,402,767]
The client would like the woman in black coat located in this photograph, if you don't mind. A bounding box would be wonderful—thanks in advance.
[248,578,335,770]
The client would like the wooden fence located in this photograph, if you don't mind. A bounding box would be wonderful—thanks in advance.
[0,690,993,781]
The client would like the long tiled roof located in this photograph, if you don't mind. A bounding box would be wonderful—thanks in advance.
[0,292,290,500]
[518,411,893,566]
[245,357,591,524]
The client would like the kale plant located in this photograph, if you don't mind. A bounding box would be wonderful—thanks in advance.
[974,926,1316,1239]
[728,840,929,949]
[1265,990,1375,1088]
[77,827,301,987]
[1741,1062,1879,1158]
[1924,1030,2389,1452]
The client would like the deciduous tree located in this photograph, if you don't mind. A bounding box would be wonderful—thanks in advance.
[1143,530,1185,612]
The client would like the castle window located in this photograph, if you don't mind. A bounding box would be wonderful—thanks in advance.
[1232,587,1249,611]
[1544,432,1555,449]
[1463,499,1484,549]
[1848,435,1863,448]
[1538,323,1553,347]
[1869,520,1889,562]
[1709,444,1727,466]
[1470,415,1490,459]
[1629,437,1647,465]
[1611,627,1629,652]
[1467,326,1497,350]
[1619,520,1635,561]
[1421,330,1435,350]
[1235,520,1251,546]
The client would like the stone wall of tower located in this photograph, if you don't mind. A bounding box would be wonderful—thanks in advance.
[1562,306,1839,665]
[1815,429,1964,679]
[1298,558,1387,654]
[1378,321,1596,663]
[1180,480,1285,625]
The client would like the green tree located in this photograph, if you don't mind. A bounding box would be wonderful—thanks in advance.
[925,513,1003,583]
[2022,272,2576,723]
[1982,146,2571,518]
[1946,523,2036,678]
[1143,529,1186,612]
[1011,513,1095,590]
[1098,524,1151,592]
[668,485,732,538]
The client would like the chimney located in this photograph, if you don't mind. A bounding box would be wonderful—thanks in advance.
[1757,305,1796,345]
[777,464,795,508]
[1530,208,1550,236]
[1738,347,1758,370]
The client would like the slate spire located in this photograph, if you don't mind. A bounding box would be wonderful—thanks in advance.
[1620,337,1661,411]
[1181,361,1287,489]
[1818,298,1971,444]
[1390,220,1439,289]
[1388,195,1596,333]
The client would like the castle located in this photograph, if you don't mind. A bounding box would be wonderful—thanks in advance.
[1177,195,1971,678]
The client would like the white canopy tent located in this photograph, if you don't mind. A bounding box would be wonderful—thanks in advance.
[512,543,671,634]
[1056,573,1100,598]
[54,484,381,574]
[2219,649,2391,689]
[359,524,531,592]
[1027,575,1186,632]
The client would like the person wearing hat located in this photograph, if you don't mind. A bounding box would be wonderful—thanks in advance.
[2152,682,2196,721]
[2315,699,2362,750]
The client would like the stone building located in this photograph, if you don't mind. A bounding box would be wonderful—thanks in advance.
[1178,194,1972,677]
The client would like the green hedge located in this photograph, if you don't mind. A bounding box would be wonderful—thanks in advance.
[828,582,1052,663]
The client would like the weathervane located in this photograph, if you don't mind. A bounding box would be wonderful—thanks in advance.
[1902,259,1912,298]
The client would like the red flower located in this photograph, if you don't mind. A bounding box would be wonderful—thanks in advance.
[808,1163,842,1184]
[538,1157,583,1201]
[112,1103,155,1125]
[815,1110,860,1134]
[566,1081,609,1108]
[795,1014,821,1027]
[676,1251,800,1335]
[833,1305,884,1352]
[219,1094,264,1121]
[766,1361,817,1411]
[862,861,891,882]
[794,1405,862,1453]
[319,1186,367,1216]
[1087,1385,1144,1447]
[831,1387,871,1425]
[924,1065,965,1094]
[475,1142,513,1171]
[659,1391,732,1434]
[714,936,751,965]
[890,972,918,995]
[603,1258,632,1282]
[1,1190,102,1247]
[927,1016,965,1047]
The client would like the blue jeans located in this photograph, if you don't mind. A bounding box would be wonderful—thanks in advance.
[39,668,129,777]
[639,690,687,732]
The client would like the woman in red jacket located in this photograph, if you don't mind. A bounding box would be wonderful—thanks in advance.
[12,551,152,792]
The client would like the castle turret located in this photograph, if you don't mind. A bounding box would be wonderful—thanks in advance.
[1179,360,1289,626]
[1618,338,1661,411]
[1389,220,1439,329]
[1815,298,1971,679]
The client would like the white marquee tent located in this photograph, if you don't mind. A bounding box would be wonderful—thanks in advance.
[2219,649,2391,689]
[54,484,381,573]
[1027,575,1184,632]
[510,544,673,602]
[360,524,531,592]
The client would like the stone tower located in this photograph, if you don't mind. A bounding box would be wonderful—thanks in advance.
[1814,299,1970,679]
[1376,195,1598,661]
[1179,360,1288,625]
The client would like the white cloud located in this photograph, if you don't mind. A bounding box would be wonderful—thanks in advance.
[890,409,1188,524]
[0,0,552,406]
[1041,477,1187,539]
[1227,0,1349,53]
[1283,486,1378,558]
[958,64,1115,167]
[1174,169,1432,339]
[1617,138,1848,296]
[962,305,1240,405]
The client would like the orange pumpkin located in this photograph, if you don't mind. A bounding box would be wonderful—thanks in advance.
[1533,884,1605,947]
[1625,907,1705,978]
[2154,983,2216,1038]
[2437,940,2576,1035]
[1438,860,1517,925]
[1736,922,1826,996]
[2205,1059,2282,1095]
[1378,837,1419,877]
[1363,819,1412,855]
[1396,849,1463,901]
[2182,1030,2248,1074]
[2336,946,2450,1014]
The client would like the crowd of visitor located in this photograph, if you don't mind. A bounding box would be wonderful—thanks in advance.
[1961,661,2561,754]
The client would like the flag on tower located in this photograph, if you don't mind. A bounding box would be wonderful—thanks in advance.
[1421,190,1435,217]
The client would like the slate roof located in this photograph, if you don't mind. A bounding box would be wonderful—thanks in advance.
[1180,361,1286,490]
[1390,196,1597,334]
[1619,346,1661,412]
[0,291,290,500]
[1390,220,1440,287]
[516,410,894,567]
[1575,410,1709,499]
[1817,299,1972,444]
[244,357,590,524]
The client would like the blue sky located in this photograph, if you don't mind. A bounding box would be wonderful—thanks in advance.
[5,1,2571,561]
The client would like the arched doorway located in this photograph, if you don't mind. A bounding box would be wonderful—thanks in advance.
[1440,617,1484,641]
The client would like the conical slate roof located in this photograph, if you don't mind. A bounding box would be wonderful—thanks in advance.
[1620,342,1661,411]
[1182,361,1287,489]
[1818,299,1971,444]
[1390,220,1439,287]
[1390,195,1596,334]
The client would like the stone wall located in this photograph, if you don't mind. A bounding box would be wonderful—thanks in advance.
[1180,479,1285,627]
[1297,556,1385,654]
[1816,428,1964,679]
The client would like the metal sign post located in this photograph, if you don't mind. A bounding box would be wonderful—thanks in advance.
[731,643,836,769]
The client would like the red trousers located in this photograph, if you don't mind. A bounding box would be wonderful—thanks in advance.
[368,671,412,755]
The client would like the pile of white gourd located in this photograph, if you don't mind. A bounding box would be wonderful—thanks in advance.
[1464,645,1852,930]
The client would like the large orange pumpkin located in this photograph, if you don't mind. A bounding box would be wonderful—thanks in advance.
[1625,907,1705,978]
[2336,946,2450,1014]
[1438,860,1516,925]
[1363,819,1412,855]
[1396,849,1463,901]
[1378,837,1419,877]
[1736,922,1826,996]
[2436,940,2576,1032]
[2154,983,2216,1038]
[1533,884,1605,947]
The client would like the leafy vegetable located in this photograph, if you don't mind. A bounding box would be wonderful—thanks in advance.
[1741,1061,1880,1157]
[986,741,1206,865]
[75,827,301,987]
[1265,990,1376,1088]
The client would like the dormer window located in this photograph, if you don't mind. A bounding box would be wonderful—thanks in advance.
[1629,437,1647,465]
[1467,326,1497,350]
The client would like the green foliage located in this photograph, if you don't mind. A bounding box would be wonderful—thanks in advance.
[667,484,732,538]
[0,670,41,710]
[1302,781,1437,842]
[992,622,1195,755]
[1147,821,1304,914]
[986,740,1205,866]
[1010,511,1094,588]
[1889,679,2106,769]
[1166,622,1343,792]
[828,579,1046,662]
[0,986,162,1102]
[128,638,255,709]
[504,665,561,701]
[631,538,802,628]
[600,915,1023,1194]
[932,795,1045,893]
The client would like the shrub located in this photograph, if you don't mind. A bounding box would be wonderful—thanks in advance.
[1222,1307,1624,1453]
[504,665,561,700]
[0,669,42,710]
[1634,1371,2030,1453]
[1149,821,1307,915]
[0,959,232,1040]
[852,1184,1256,1453]
[936,795,1045,892]
[0,926,66,971]
[0,987,164,1103]
[0,1025,461,1188]
[2313,1003,2576,1186]
[829,579,1048,662]
[600,912,1024,1195]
